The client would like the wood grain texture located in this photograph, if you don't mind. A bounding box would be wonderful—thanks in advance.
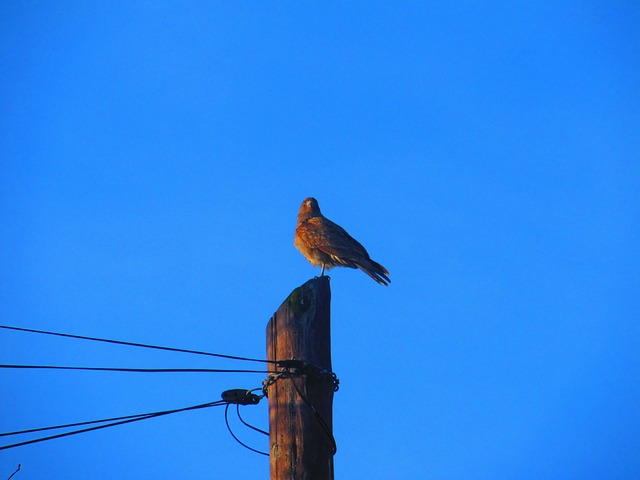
[266,276,334,480]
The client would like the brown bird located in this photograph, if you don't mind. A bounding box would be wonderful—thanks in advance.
[294,197,390,286]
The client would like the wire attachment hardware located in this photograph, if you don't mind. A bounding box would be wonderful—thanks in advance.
[221,389,262,405]
[261,361,340,396]
[301,363,340,392]
[276,359,305,370]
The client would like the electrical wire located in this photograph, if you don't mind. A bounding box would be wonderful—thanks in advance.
[0,364,276,374]
[6,464,21,480]
[0,402,220,438]
[2,324,278,457]
[224,404,269,456]
[290,376,337,455]
[0,325,276,364]
[236,404,269,436]
[1,325,340,458]
[0,400,227,451]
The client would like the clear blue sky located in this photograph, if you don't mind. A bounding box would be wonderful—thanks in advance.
[1,2,638,479]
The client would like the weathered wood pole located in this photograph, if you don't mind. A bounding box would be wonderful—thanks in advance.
[266,276,335,480]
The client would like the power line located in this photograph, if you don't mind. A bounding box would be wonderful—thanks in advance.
[0,400,227,451]
[0,364,276,374]
[224,404,269,456]
[2,387,268,455]
[0,325,276,364]
[0,404,211,438]
[6,464,21,480]
[236,403,269,436]
[290,375,337,455]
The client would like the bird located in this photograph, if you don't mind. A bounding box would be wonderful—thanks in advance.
[294,197,390,286]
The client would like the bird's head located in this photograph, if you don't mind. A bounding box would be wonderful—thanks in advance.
[298,197,322,222]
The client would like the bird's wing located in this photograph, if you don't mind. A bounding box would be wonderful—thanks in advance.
[297,217,370,261]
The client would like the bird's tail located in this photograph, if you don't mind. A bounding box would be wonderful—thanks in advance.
[358,259,391,286]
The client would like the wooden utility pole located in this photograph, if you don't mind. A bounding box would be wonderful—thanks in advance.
[265,276,335,480]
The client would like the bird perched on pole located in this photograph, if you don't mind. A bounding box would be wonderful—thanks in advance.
[294,197,391,286]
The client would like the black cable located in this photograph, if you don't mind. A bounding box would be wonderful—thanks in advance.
[0,325,276,364]
[236,404,269,436]
[0,400,227,451]
[0,402,214,437]
[224,404,269,456]
[0,364,276,374]
[7,464,21,480]
[0,409,148,437]
[290,376,337,455]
